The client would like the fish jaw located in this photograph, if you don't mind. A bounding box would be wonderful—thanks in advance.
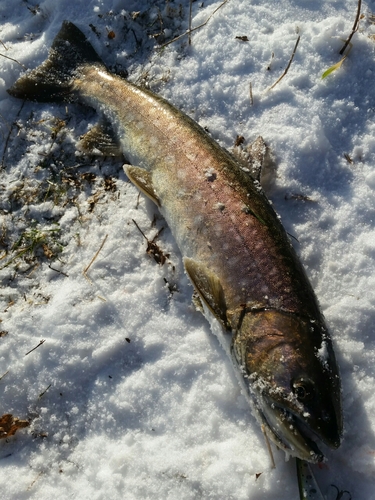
[231,309,342,462]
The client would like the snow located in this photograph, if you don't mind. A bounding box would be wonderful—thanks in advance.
[0,0,375,498]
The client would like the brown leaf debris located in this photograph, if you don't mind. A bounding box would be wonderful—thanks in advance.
[0,414,29,439]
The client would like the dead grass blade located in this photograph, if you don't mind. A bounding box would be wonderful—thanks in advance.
[267,34,301,91]
[340,0,362,55]
[83,234,108,279]
[0,52,27,69]
[158,0,229,49]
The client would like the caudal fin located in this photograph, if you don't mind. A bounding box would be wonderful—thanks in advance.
[7,21,104,103]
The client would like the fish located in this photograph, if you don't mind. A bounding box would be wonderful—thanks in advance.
[7,21,342,463]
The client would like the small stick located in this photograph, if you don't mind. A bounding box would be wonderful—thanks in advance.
[249,81,253,106]
[0,53,27,69]
[38,383,51,399]
[0,370,9,382]
[158,0,229,49]
[25,339,46,356]
[48,263,69,277]
[135,191,141,209]
[188,0,193,45]
[27,471,44,491]
[267,34,301,92]
[0,40,8,50]
[83,234,108,275]
[339,0,362,55]
[132,219,148,240]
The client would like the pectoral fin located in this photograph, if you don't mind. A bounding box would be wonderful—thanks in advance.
[184,257,230,330]
[78,121,123,157]
[124,165,161,207]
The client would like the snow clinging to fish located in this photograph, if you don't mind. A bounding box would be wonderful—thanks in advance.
[7,20,342,464]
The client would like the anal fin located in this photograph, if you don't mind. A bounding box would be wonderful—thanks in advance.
[184,257,230,330]
[124,165,161,207]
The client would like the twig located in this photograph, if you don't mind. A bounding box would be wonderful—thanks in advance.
[135,191,141,209]
[158,0,229,49]
[188,0,193,45]
[267,34,301,91]
[132,219,148,240]
[0,40,8,50]
[38,383,52,399]
[132,219,168,265]
[27,471,44,491]
[25,339,46,356]
[339,0,362,55]
[83,234,108,275]
[48,263,69,277]
[0,53,27,69]
[0,370,9,382]
[249,81,253,106]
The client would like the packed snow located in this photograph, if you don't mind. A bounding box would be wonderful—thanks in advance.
[1,0,375,498]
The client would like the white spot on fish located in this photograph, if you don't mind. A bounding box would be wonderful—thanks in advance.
[186,152,197,162]
[166,155,176,163]
[186,140,196,149]
[317,341,329,365]
[97,70,114,81]
[194,215,203,226]
[204,168,216,181]
[177,169,187,180]
[214,202,225,211]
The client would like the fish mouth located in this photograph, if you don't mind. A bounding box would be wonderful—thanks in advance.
[259,395,324,463]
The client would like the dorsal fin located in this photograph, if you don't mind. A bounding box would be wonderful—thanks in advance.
[232,136,269,183]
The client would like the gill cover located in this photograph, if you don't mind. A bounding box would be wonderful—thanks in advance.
[231,310,342,462]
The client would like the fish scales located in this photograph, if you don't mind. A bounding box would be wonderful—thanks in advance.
[7,21,342,464]
[77,66,316,314]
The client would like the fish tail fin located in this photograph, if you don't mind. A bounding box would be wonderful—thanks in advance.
[7,21,103,102]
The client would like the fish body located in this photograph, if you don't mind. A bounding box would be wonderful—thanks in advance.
[8,21,342,462]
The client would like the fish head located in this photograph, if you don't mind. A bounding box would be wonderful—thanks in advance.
[233,309,342,462]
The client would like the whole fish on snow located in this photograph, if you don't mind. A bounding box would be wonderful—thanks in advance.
[8,21,342,463]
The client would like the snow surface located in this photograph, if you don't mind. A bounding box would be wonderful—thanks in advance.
[1,0,375,498]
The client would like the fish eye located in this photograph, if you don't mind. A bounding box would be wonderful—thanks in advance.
[292,378,315,402]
